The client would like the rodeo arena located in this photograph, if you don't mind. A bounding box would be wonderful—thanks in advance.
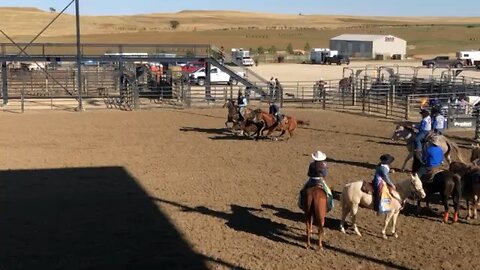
[3,3,480,270]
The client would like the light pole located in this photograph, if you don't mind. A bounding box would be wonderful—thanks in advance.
[75,0,83,111]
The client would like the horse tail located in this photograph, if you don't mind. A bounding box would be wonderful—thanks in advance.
[448,140,466,163]
[297,120,310,126]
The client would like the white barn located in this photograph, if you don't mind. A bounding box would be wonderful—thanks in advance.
[330,34,407,59]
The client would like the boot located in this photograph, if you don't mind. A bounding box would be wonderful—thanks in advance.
[415,150,423,161]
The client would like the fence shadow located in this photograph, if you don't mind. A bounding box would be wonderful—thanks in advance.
[300,126,391,140]
[0,167,240,269]
[180,126,231,135]
[326,157,377,170]
[261,204,341,230]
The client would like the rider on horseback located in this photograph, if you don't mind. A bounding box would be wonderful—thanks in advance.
[372,154,396,214]
[298,151,333,212]
[414,109,432,159]
[268,101,282,127]
[417,136,444,182]
[431,107,445,135]
[237,90,248,121]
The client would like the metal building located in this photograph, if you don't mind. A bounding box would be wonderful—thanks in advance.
[330,34,407,59]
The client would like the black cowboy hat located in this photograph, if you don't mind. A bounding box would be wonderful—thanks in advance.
[380,154,395,164]
[419,109,430,115]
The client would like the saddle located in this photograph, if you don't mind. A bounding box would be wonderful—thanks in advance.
[361,181,374,195]
[421,167,444,183]
[361,181,402,203]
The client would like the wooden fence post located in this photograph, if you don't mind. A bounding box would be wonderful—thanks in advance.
[405,95,410,120]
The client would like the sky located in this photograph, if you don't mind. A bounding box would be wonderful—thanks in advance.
[0,0,479,16]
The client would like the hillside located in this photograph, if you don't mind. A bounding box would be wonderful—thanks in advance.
[1,7,480,56]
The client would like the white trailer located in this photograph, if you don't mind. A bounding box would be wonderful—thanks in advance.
[231,48,254,66]
[456,50,480,66]
[310,48,338,64]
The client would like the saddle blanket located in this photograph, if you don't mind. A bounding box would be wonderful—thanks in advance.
[298,178,334,212]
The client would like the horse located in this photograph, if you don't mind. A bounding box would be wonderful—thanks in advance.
[413,161,462,223]
[304,186,327,251]
[449,161,480,220]
[391,125,466,171]
[222,99,239,128]
[252,109,309,140]
[340,174,425,239]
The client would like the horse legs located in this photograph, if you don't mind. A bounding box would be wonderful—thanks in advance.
[340,202,351,234]
[474,197,479,219]
[305,216,313,249]
[391,211,400,238]
[402,152,413,171]
[441,194,450,223]
[351,203,362,236]
[382,212,394,239]
[453,193,460,223]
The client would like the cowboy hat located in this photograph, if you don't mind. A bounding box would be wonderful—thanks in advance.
[380,154,395,164]
[419,109,430,115]
[431,136,442,146]
[312,151,327,161]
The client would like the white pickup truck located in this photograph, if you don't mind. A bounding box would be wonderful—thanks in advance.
[190,66,245,86]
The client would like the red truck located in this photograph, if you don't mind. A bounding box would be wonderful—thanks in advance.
[181,62,205,73]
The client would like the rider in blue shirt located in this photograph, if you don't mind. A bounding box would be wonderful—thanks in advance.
[237,90,248,121]
[414,109,432,158]
[417,136,444,182]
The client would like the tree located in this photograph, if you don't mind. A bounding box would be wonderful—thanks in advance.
[286,43,294,54]
[257,46,265,54]
[170,20,180,30]
[304,42,311,52]
[268,45,277,54]
[49,7,56,13]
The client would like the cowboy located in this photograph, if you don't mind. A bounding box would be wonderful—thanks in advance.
[237,90,248,121]
[268,101,282,127]
[372,154,396,213]
[414,109,432,159]
[431,107,445,135]
[298,151,333,212]
[417,136,444,182]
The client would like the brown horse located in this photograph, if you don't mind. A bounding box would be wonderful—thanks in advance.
[304,186,327,251]
[450,161,480,220]
[252,109,308,140]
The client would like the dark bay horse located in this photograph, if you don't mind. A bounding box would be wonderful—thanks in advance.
[252,109,308,140]
[339,76,353,94]
[413,158,462,223]
[304,186,327,251]
[223,100,262,138]
[449,161,480,220]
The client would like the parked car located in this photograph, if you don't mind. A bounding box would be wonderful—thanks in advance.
[422,56,465,68]
[325,55,350,65]
[189,66,244,86]
[181,62,205,73]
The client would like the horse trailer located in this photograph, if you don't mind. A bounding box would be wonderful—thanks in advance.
[456,50,480,66]
[310,48,338,64]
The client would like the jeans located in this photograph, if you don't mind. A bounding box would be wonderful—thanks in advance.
[434,129,444,135]
[415,131,429,151]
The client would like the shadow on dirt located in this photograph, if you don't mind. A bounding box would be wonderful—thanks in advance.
[0,167,241,269]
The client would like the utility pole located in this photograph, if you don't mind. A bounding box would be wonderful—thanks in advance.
[75,0,83,111]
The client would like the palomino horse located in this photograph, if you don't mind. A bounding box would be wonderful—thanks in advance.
[340,174,426,239]
[304,186,327,251]
[391,125,466,171]
[252,109,309,140]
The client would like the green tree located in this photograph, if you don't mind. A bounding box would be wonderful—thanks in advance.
[268,45,277,54]
[49,7,56,13]
[257,46,265,54]
[170,20,180,30]
[286,43,294,54]
[304,42,311,52]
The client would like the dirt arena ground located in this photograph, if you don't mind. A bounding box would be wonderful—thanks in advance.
[1,108,479,270]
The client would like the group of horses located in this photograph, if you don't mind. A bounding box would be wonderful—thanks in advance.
[303,124,480,251]
[223,100,308,141]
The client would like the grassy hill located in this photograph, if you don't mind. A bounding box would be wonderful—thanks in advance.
[1,7,480,57]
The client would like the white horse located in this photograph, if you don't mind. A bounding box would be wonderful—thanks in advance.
[340,174,426,239]
[391,125,465,171]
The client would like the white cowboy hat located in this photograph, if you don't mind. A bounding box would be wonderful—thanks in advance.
[312,151,327,161]
[431,136,442,146]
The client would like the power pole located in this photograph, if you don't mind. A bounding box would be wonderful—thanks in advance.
[75,0,83,111]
